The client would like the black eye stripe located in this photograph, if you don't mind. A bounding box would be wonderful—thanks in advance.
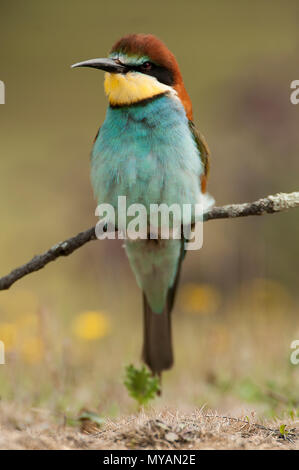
[122,62,174,86]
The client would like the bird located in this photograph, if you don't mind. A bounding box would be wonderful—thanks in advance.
[72,34,213,377]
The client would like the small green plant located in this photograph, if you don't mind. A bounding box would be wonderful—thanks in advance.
[279,424,288,439]
[124,364,160,407]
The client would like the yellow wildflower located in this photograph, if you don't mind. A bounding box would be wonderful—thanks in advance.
[180,283,221,315]
[72,311,110,340]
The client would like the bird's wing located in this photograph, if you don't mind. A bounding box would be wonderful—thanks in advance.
[188,120,210,193]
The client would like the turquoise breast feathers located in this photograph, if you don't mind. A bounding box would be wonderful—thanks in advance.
[91,93,204,218]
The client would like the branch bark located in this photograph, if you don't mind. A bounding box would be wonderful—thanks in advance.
[0,191,298,291]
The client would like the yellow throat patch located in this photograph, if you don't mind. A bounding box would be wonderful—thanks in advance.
[104,72,173,106]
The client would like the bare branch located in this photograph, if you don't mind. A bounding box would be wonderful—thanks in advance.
[0,192,298,291]
[0,227,97,291]
[203,191,299,221]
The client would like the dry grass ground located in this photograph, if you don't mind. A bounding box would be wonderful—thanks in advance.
[0,403,298,450]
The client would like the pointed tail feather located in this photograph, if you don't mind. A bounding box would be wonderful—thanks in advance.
[142,242,186,374]
[142,294,173,374]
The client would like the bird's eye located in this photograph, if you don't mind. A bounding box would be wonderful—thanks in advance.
[140,61,152,72]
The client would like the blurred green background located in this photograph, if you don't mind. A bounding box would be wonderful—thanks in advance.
[0,0,299,419]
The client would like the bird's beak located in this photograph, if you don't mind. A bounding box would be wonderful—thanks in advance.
[71,58,126,73]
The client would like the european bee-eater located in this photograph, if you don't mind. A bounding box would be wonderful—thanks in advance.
[72,34,213,375]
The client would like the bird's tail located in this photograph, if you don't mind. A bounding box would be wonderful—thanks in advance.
[142,294,173,374]
[142,243,185,375]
